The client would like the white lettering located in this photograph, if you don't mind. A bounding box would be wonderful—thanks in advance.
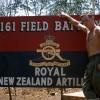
[47,67,54,76]
[0,22,15,32]
[43,21,48,31]
[41,68,47,76]
[31,22,36,31]
[16,77,21,85]
[62,21,69,30]
[35,67,66,76]
[55,21,61,31]
[53,68,59,76]
[61,68,66,76]
[21,21,48,32]
[21,77,26,86]
[21,22,26,31]
[56,78,61,86]
[0,77,14,86]
[55,21,74,31]
[8,77,15,85]
[35,68,40,76]
[56,77,82,87]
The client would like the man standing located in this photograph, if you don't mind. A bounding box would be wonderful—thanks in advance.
[61,12,100,99]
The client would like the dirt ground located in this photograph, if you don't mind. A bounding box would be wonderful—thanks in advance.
[0,87,82,100]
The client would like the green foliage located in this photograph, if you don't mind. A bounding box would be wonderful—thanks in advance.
[0,0,99,16]
[48,0,88,15]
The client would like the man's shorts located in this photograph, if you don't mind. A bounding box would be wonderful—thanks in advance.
[82,53,100,99]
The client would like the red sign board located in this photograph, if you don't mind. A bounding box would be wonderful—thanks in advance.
[0,15,100,87]
[0,16,88,51]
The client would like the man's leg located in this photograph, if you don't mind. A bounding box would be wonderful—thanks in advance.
[82,65,97,99]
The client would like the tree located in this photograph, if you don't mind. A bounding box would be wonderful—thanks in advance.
[48,0,90,15]
[0,0,99,16]
[29,0,50,16]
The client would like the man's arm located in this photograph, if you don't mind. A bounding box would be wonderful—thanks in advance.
[61,12,88,32]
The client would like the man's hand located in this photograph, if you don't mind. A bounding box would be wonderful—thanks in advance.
[61,12,66,16]
[61,12,70,17]
[58,11,67,17]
